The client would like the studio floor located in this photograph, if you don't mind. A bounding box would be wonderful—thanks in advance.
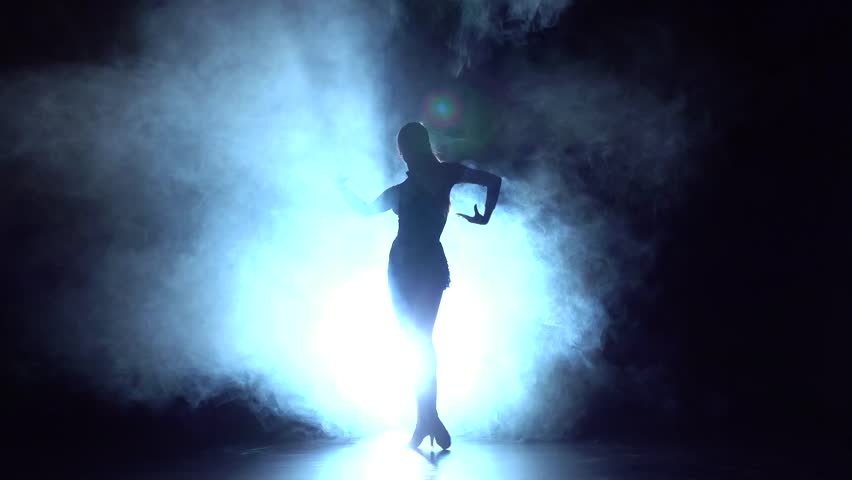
[56,434,844,479]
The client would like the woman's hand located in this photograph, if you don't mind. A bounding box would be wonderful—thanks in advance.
[457,204,488,225]
[338,177,398,216]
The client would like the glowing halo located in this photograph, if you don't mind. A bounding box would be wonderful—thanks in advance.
[423,91,463,128]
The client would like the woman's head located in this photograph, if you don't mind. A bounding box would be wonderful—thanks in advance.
[397,122,436,170]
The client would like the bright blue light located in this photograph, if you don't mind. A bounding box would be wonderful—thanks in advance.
[226,190,559,434]
[11,0,606,440]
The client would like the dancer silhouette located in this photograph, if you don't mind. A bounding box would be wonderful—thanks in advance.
[338,122,501,450]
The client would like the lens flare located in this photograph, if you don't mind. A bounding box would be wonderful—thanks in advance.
[424,92,463,127]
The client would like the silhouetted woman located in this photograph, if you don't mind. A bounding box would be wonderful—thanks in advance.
[338,122,501,450]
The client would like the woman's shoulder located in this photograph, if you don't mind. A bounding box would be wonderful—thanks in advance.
[439,161,469,183]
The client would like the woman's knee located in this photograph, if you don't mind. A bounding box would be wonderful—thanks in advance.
[403,329,435,359]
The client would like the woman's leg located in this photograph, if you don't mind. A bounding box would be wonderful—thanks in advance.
[397,283,450,448]
[409,285,442,426]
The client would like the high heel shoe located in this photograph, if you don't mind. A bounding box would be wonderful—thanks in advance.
[409,422,448,449]
[432,417,451,450]
[408,423,430,448]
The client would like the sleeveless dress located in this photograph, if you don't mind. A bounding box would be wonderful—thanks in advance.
[388,164,462,302]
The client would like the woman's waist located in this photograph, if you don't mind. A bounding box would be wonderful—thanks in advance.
[390,236,445,256]
[393,231,443,246]
[397,216,446,239]
[389,239,449,275]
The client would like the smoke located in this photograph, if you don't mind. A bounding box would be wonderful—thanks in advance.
[451,0,575,74]
[2,0,690,440]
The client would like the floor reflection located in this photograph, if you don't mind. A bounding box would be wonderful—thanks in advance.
[124,433,831,479]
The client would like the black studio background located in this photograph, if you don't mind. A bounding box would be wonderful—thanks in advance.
[2,0,850,465]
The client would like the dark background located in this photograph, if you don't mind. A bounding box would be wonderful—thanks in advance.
[2,0,850,468]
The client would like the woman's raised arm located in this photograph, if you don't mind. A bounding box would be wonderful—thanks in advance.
[451,164,502,225]
[337,178,399,216]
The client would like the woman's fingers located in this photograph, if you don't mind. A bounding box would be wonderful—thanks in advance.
[457,212,486,224]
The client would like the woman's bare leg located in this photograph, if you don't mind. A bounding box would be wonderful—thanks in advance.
[389,275,450,448]
[407,285,450,448]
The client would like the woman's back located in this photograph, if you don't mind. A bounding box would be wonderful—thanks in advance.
[393,162,463,244]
